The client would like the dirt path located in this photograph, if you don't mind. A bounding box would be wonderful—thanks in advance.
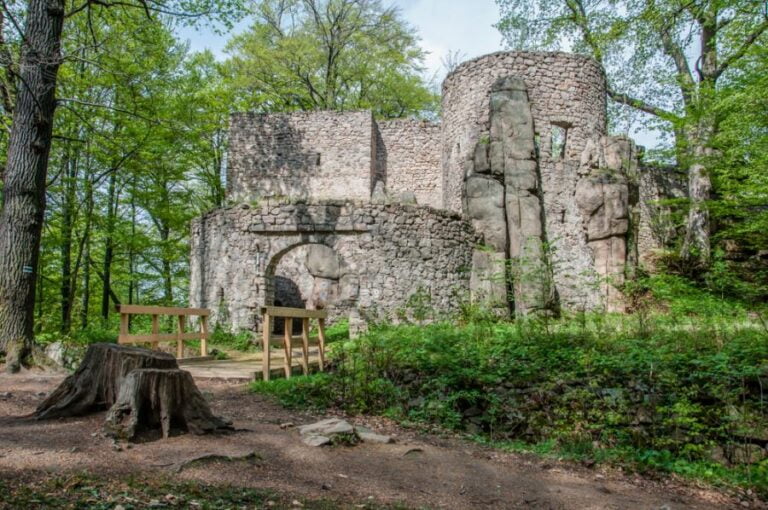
[0,371,750,509]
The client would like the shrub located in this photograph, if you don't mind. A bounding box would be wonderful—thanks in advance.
[210,328,254,351]
[252,310,768,491]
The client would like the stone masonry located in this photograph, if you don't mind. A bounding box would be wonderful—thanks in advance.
[190,201,478,332]
[191,51,685,332]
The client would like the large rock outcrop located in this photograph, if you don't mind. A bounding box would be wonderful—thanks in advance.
[576,136,639,312]
[492,77,552,315]
[466,76,554,316]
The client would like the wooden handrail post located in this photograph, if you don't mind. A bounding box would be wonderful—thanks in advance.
[120,312,129,337]
[300,318,310,375]
[317,318,326,372]
[151,314,159,350]
[259,306,328,381]
[283,318,293,379]
[262,312,271,381]
[176,315,185,359]
[200,315,208,357]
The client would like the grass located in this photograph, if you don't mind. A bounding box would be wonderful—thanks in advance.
[475,437,768,492]
[250,277,768,495]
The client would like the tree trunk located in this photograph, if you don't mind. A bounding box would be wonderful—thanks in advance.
[60,152,75,333]
[681,160,712,266]
[127,195,136,328]
[104,368,233,441]
[681,124,714,267]
[101,169,117,324]
[80,236,90,329]
[0,0,65,372]
[80,168,93,329]
[35,342,178,419]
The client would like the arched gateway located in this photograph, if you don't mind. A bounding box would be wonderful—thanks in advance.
[189,200,478,333]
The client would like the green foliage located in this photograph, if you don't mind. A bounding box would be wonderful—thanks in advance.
[0,473,394,510]
[252,299,768,491]
[251,373,339,410]
[209,328,255,351]
[223,0,438,118]
[323,319,350,344]
[484,438,768,491]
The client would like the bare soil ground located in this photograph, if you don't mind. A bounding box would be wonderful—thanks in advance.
[0,370,755,509]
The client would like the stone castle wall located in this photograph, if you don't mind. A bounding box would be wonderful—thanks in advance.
[637,165,687,267]
[229,112,443,208]
[189,200,479,332]
[375,119,442,208]
[441,51,607,214]
[442,52,608,310]
[227,111,376,203]
[197,50,685,328]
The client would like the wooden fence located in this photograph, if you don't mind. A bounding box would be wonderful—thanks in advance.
[261,306,327,381]
[117,305,209,359]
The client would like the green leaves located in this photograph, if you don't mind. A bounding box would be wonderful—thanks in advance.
[222,0,438,118]
[252,308,768,476]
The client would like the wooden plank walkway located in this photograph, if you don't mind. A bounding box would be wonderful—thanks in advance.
[179,348,322,382]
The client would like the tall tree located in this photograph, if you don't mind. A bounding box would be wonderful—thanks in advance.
[495,0,768,266]
[225,0,438,118]
[0,0,65,371]
[0,0,242,371]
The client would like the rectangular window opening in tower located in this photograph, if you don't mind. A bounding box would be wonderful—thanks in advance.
[551,125,567,160]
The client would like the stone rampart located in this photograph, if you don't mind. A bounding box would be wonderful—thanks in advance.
[189,200,479,331]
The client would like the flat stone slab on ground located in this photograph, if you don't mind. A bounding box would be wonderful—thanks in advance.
[299,418,393,446]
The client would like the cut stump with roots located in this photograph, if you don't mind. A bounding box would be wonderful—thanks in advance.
[104,368,233,441]
[35,343,178,420]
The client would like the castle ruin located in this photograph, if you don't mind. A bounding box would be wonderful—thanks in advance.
[190,51,682,332]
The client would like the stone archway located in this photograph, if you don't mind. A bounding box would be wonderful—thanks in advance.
[189,200,478,333]
[265,241,360,326]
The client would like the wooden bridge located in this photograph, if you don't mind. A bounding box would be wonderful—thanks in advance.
[116,304,327,382]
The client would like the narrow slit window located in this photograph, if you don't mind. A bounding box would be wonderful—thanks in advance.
[551,125,567,160]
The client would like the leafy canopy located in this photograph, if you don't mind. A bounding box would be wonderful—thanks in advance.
[224,0,438,118]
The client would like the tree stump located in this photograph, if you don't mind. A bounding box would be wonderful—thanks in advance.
[104,368,233,440]
[35,343,178,420]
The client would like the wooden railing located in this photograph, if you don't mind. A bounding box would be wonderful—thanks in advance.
[261,306,327,381]
[117,305,210,359]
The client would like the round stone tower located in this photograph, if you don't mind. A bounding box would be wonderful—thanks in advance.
[441,51,607,213]
[441,51,618,312]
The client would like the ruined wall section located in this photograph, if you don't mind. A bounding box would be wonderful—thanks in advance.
[227,111,375,203]
[375,119,442,208]
[190,200,479,332]
[637,165,687,267]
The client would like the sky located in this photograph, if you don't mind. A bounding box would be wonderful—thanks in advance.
[176,0,505,85]
[176,0,659,147]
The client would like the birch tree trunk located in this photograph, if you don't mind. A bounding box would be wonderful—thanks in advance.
[681,137,713,265]
[0,0,65,372]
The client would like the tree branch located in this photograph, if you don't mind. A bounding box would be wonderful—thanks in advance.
[713,18,768,80]
[607,89,679,121]
[56,97,156,123]
[564,0,602,62]
[659,24,695,105]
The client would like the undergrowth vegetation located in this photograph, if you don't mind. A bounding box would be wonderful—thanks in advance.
[252,276,768,492]
[0,473,401,510]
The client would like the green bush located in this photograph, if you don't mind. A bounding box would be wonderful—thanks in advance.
[323,319,350,343]
[251,310,768,491]
[210,328,254,351]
